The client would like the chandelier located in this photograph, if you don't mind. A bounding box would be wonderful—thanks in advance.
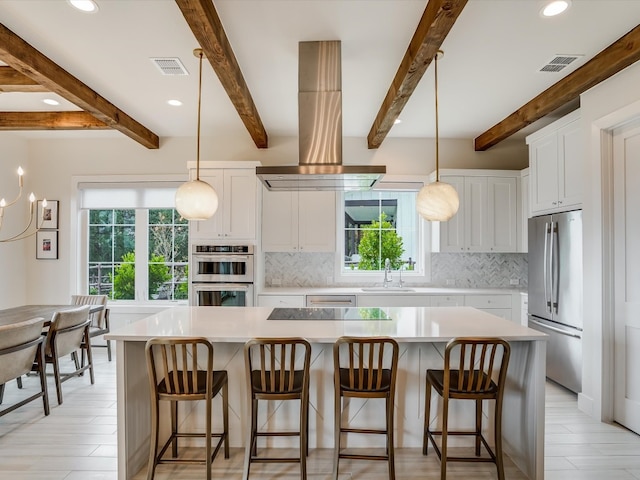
[0,166,47,243]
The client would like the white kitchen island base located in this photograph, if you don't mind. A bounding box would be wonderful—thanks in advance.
[108,306,546,479]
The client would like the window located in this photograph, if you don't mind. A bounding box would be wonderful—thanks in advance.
[79,181,188,303]
[87,209,188,301]
[340,189,425,279]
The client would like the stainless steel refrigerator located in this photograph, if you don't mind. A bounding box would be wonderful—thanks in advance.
[528,209,583,393]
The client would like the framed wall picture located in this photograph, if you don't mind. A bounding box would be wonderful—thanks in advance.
[37,200,59,229]
[36,230,58,260]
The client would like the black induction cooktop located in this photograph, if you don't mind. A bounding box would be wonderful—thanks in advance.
[266,307,390,321]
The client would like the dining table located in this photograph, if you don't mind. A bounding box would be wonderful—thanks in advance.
[0,304,105,327]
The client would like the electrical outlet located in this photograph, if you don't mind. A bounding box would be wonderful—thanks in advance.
[445,279,455,286]
[272,278,281,286]
[510,279,520,286]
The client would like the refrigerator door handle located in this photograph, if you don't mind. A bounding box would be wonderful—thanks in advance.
[544,221,552,312]
[550,222,560,314]
[529,318,581,339]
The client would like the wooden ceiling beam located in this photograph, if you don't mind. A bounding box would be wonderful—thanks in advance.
[0,111,109,130]
[0,66,47,92]
[367,0,468,149]
[475,25,640,151]
[0,23,159,149]
[176,0,268,149]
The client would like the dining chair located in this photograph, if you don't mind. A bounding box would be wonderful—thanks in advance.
[0,317,49,417]
[243,337,311,480]
[41,305,94,405]
[333,336,399,480]
[145,337,229,480]
[71,294,110,363]
[423,337,511,480]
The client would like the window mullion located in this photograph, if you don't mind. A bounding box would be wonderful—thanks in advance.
[135,209,149,301]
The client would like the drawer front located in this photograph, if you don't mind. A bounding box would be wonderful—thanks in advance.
[257,295,305,307]
[430,295,464,307]
[358,295,431,308]
[464,295,512,309]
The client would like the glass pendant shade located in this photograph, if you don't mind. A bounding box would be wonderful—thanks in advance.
[416,181,459,222]
[175,179,218,221]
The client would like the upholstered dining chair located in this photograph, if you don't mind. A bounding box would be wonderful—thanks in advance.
[423,337,511,480]
[333,336,399,480]
[41,305,94,405]
[145,337,229,480]
[71,294,110,363]
[243,337,312,480]
[0,317,49,417]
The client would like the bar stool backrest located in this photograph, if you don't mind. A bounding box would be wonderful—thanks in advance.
[146,337,214,400]
[244,338,311,396]
[334,336,399,394]
[443,338,510,396]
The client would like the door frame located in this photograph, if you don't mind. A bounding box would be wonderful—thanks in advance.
[591,103,640,423]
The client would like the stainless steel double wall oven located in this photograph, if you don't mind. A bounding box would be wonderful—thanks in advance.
[190,244,254,306]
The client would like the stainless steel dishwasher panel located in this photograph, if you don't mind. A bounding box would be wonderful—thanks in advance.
[306,295,357,307]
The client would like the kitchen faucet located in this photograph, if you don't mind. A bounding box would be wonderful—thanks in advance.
[383,258,392,287]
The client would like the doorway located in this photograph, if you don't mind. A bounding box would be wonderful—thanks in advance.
[612,119,640,435]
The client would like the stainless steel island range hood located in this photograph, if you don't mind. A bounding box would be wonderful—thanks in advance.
[256,41,386,191]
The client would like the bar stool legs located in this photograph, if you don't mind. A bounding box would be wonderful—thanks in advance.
[243,338,311,480]
[333,336,399,480]
[423,337,510,480]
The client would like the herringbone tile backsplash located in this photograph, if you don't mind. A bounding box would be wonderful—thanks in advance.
[264,252,527,288]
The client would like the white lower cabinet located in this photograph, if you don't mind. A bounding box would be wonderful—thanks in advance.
[257,295,305,308]
[357,295,431,307]
[464,294,513,321]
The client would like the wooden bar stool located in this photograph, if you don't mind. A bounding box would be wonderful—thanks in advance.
[333,336,399,480]
[243,337,312,480]
[423,337,511,480]
[145,337,229,480]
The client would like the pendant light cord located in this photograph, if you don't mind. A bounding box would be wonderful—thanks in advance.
[196,49,203,182]
[434,50,441,183]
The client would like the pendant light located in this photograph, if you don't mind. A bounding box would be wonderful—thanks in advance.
[416,50,460,222]
[175,48,219,220]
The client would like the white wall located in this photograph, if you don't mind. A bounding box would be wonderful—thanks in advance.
[579,61,640,420]
[0,135,29,309]
[14,131,526,305]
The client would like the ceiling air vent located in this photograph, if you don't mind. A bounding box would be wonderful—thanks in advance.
[539,55,582,73]
[150,57,189,76]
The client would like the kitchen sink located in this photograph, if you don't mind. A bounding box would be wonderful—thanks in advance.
[360,287,415,292]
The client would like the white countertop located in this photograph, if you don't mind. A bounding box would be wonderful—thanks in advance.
[106,306,546,343]
[259,287,525,295]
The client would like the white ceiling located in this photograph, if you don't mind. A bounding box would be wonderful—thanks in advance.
[1,0,639,146]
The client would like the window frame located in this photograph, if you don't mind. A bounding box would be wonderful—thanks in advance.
[334,177,432,285]
[71,174,188,306]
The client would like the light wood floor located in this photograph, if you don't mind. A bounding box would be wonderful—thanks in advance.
[1,347,640,479]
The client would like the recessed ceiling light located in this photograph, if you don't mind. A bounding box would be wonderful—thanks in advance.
[43,99,60,106]
[68,0,99,13]
[541,0,571,17]
[167,100,183,107]
[394,118,402,125]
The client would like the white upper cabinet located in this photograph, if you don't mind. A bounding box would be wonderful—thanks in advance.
[189,164,258,241]
[262,190,336,252]
[527,109,582,215]
[434,170,518,253]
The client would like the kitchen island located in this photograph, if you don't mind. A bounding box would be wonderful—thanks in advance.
[107,306,547,479]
